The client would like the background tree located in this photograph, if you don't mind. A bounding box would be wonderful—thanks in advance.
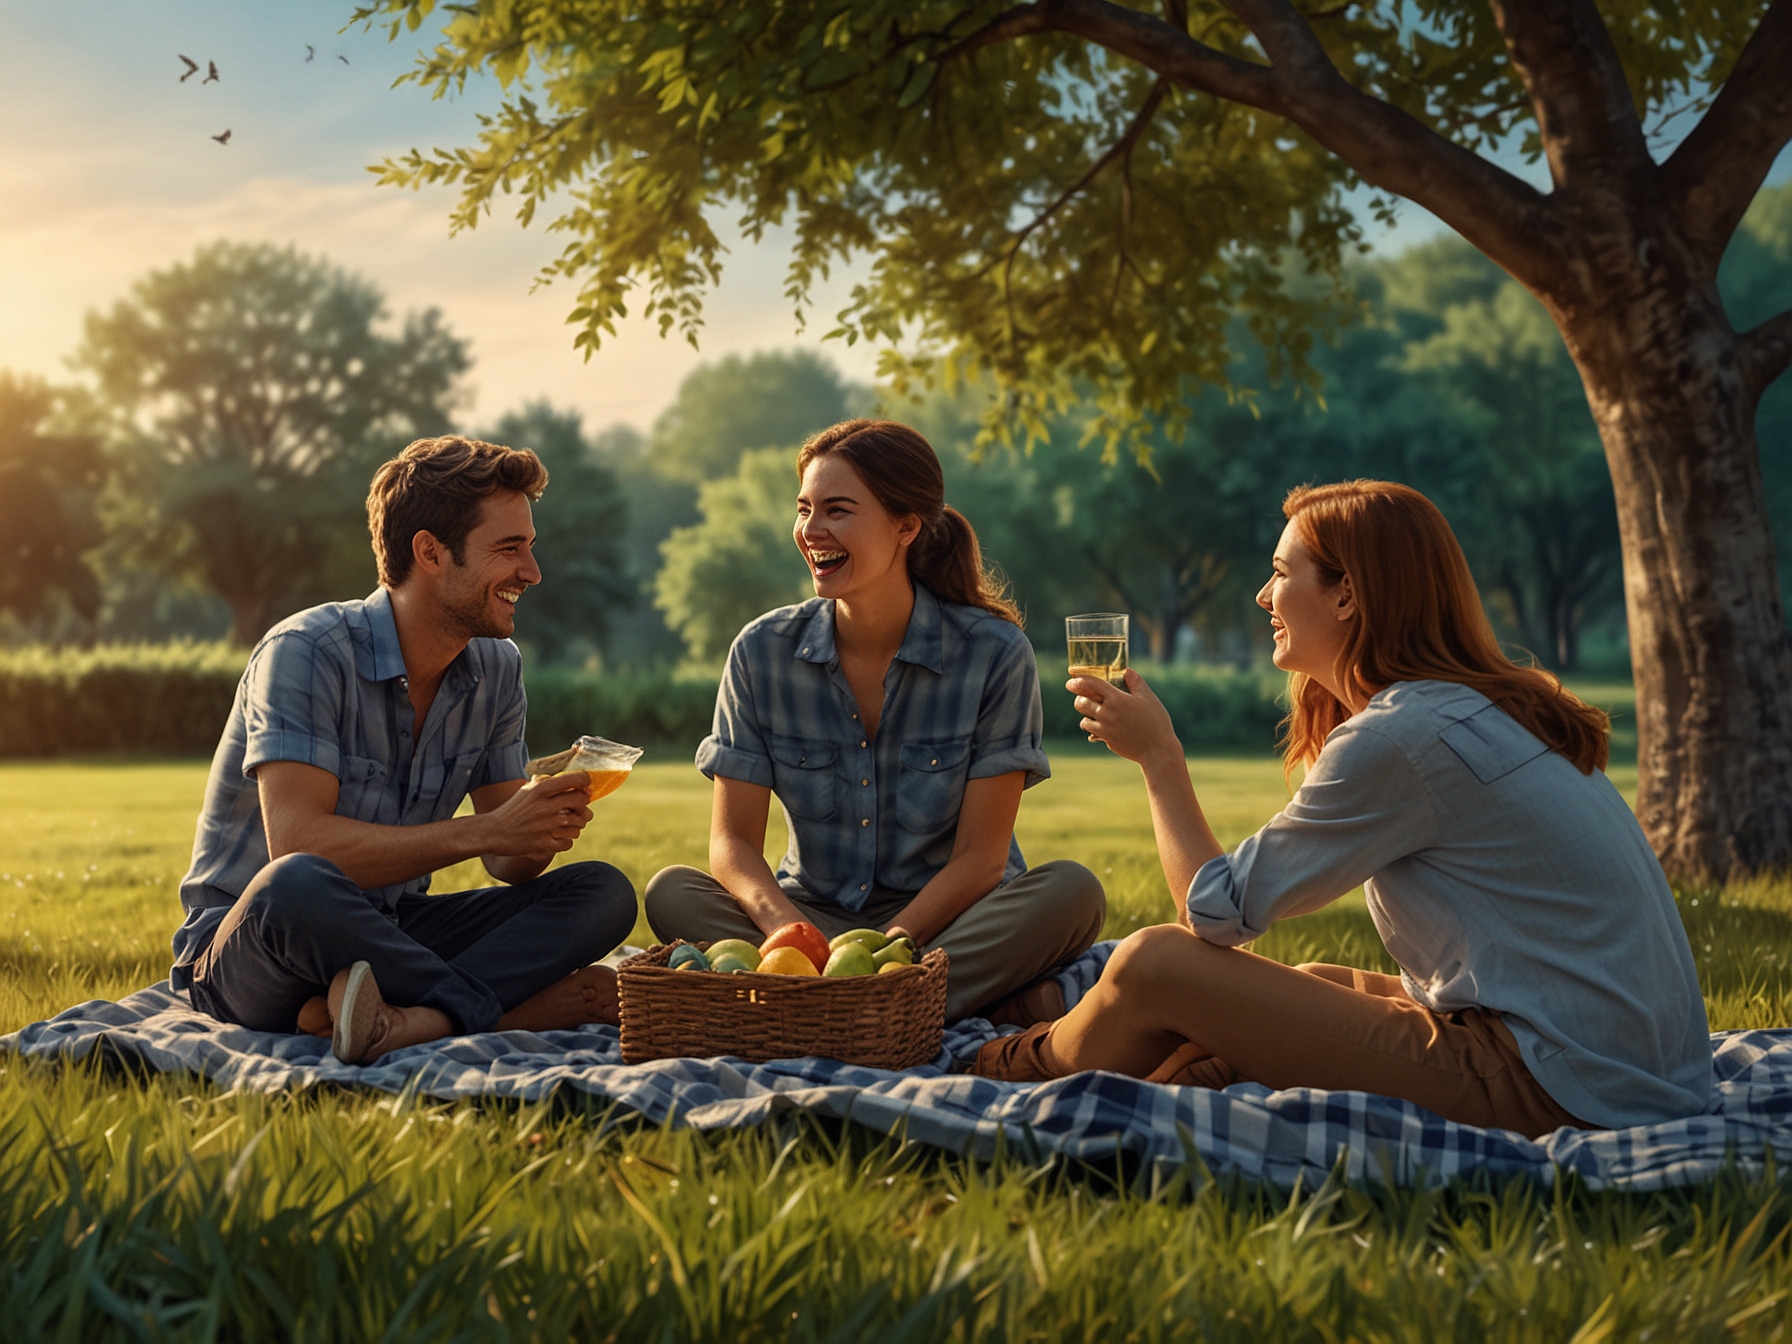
[648,350,853,484]
[597,351,864,664]
[0,374,103,627]
[1397,274,1619,672]
[367,0,1792,880]
[483,402,635,663]
[77,241,467,645]
[654,446,812,661]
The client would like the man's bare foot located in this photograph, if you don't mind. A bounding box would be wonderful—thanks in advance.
[326,963,455,1065]
[296,996,332,1038]
[497,964,619,1032]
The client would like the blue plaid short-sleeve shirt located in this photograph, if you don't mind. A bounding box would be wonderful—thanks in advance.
[171,588,532,987]
[695,584,1049,912]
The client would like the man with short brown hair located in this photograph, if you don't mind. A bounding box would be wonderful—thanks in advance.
[174,435,636,1064]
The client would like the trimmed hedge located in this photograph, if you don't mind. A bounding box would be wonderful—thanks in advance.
[1041,660,1286,753]
[521,667,721,760]
[0,643,245,757]
[0,644,1289,760]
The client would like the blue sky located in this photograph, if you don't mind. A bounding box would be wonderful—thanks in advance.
[2,2,1781,433]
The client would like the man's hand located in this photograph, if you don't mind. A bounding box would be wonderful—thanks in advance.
[477,771,594,860]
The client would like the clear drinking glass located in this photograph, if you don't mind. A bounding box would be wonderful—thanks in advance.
[1065,613,1129,684]
[527,735,645,801]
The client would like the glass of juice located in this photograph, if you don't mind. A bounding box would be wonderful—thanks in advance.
[527,735,645,801]
[1066,613,1129,685]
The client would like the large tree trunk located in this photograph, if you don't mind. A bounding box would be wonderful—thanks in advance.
[1558,256,1792,881]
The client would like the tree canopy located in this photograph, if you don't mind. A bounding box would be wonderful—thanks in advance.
[76,242,468,645]
[365,0,1780,447]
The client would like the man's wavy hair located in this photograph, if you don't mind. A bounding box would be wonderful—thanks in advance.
[1280,479,1610,776]
[367,436,548,587]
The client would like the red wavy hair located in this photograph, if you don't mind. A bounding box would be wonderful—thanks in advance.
[1279,480,1609,775]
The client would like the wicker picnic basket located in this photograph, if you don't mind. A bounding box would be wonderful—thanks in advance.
[617,940,949,1068]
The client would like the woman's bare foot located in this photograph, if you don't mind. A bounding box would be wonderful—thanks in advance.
[296,996,333,1038]
[497,964,619,1032]
[326,963,454,1065]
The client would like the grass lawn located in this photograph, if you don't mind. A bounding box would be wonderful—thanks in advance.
[4,751,1792,1340]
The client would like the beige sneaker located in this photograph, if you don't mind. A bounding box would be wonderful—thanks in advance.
[328,961,393,1066]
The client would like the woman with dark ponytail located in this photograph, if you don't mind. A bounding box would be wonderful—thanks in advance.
[645,420,1104,1023]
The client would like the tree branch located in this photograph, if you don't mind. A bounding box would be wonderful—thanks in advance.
[1482,0,1652,190]
[1662,0,1792,265]
[1740,308,1792,402]
[940,0,1567,294]
[1214,0,1566,293]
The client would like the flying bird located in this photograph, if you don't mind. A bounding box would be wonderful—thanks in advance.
[178,54,199,82]
[212,129,231,145]
[305,45,315,62]
[336,52,349,64]
[203,60,219,84]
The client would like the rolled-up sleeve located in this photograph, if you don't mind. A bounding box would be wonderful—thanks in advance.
[470,648,529,789]
[1188,724,1437,944]
[695,634,776,788]
[966,634,1050,788]
[240,634,345,780]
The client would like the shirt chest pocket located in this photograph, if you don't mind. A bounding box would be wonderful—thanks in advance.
[897,741,970,834]
[334,754,389,824]
[767,734,839,822]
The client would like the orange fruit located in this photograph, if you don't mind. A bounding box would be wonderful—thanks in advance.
[759,921,831,971]
[758,946,819,976]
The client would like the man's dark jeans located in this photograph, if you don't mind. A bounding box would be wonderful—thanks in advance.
[188,853,637,1034]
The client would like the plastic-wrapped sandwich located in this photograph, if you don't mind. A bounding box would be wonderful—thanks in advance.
[525,735,645,801]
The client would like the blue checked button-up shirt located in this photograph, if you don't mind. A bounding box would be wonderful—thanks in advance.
[696,584,1050,912]
[171,588,531,987]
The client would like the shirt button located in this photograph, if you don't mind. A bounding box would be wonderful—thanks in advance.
[860,741,867,748]
[852,713,858,719]
[930,758,938,766]
[861,779,869,786]
[861,818,870,827]
[802,648,810,655]
[860,884,868,892]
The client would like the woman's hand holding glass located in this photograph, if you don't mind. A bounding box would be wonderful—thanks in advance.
[1067,668,1182,766]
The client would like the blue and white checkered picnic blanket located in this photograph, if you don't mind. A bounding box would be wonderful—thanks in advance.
[8,941,1790,1190]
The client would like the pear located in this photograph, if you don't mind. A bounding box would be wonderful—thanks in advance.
[872,941,913,968]
[704,939,762,971]
[823,942,877,977]
[828,927,889,953]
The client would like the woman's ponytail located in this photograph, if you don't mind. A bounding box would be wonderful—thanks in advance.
[796,420,1023,626]
[910,505,1023,623]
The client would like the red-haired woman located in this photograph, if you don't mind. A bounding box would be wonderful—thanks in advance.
[646,420,1105,1023]
[974,480,1711,1135]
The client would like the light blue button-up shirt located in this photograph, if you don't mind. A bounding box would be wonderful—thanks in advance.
[1189,679,1712,1129]
[171,588,531,987]
[696,584,1049,911]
